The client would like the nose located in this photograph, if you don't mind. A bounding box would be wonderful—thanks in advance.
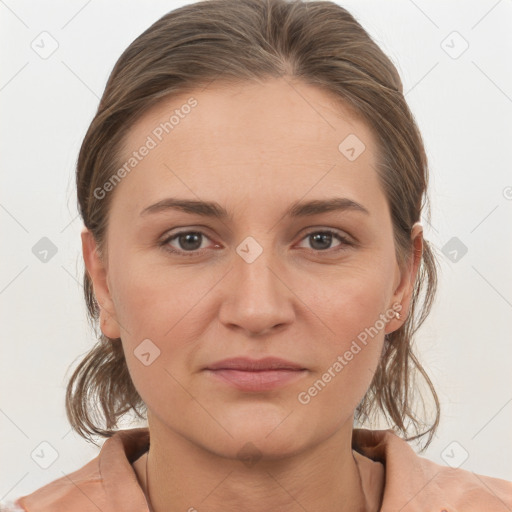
[218,245,295,337]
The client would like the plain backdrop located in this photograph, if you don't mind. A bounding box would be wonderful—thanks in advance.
[1,0,511,500]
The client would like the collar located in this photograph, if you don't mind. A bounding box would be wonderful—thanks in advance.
[16,427,512,512]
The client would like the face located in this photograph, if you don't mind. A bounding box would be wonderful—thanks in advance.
[83,77,421,459]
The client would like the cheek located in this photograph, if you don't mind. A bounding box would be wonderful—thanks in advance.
[108,252,223,396]
[306,259,394,341]
[109,239,394,413]
[108,256,208,418]
[109,248,212,338]
[296,264,392,406]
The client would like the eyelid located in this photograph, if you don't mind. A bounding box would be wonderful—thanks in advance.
[159,226,355,256]
[159,228,219,256]
[300,226,355,244]
[295,228,354,253]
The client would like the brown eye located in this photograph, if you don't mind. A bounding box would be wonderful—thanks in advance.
[297,229,353,252]
[161,230,216,256]
[174,232,204,251]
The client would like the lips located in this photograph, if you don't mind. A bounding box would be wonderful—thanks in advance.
[204,357,307,392]
[205,357,306,372]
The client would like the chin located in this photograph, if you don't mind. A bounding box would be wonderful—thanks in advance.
[211,432,306,463]
[202,403,312,460]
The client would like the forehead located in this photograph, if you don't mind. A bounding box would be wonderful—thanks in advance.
[111,77,384,217]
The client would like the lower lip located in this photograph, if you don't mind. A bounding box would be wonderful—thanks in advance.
[205,369,307,391]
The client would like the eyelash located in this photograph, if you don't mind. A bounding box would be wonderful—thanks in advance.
[159,229,354,257]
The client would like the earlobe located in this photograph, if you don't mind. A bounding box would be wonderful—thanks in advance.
[81,226,121,339]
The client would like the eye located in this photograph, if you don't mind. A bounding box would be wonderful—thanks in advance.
[160,230,219,256]
[296,229,353,253]
[159,228,354,257]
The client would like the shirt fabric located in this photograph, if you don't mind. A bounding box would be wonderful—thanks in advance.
[4,427,512,511]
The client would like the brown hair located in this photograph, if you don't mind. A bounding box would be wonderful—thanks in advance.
[67,0,440,449]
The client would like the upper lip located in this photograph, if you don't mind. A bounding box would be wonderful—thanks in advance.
[205,357,306,371]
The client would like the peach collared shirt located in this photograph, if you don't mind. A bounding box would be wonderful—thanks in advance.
[5,427,512,511]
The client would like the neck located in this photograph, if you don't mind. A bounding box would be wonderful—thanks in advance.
[134,417,382,512]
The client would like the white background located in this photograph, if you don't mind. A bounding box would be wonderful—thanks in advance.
[1,0,511,500]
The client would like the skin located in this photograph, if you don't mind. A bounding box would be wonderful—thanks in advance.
[82,77,423,512]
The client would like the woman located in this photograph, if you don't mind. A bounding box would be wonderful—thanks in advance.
[4,0,511,510]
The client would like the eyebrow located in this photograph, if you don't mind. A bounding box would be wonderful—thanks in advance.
[140,196,370,219]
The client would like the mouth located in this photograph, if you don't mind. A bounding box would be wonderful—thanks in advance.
[203,357,308,392]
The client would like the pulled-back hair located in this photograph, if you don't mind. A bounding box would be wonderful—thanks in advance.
[66,0,440,449]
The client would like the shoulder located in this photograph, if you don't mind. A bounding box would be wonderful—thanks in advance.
[0,500,26,512]
[353,428,512,511]
[12,454,106,512]
[8,428,150,512]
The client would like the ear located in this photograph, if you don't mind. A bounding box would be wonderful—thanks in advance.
[81,226,121,339]
[385,222,423,334]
